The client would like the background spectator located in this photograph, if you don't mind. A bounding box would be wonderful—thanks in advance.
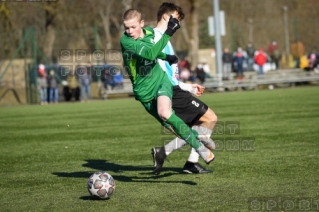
[78,65,92,102]
[222,47,233,80]
[255,48,268,77]
[180,67,190,83]
[47,70,59,104]
[300,53,309,70]
[233,47,246,80]
[179,56,192,82]
[201,58,211,78]
[113,70,124,89]
[37,64,47,105]
[291,40,305,68]
[180,56,191,71]
[246,42,256,71]
[307,51,318,71]
[103,69,115,90]
[189,66,197,83]
[66,70,80,101]
[268,40,280,69]
[195,63,206,84]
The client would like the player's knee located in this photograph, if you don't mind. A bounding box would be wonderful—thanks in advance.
[158,109,172,121]
[211,111,218,123]
[212,112,218,127]
[205,109,218,123]
[203,109,218,126]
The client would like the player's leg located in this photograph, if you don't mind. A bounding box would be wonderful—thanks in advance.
[182,109,218,174]
[153,86,217,173]
[180,97,218,174]
[156,83,204,151]
[141,97,213,174]
[157,98,213,157]
[164,87,217,151]
[153,84,214,174]
[194,108,218,149]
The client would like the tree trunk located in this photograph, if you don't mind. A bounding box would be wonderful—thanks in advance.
[99,0,116,50]
[99,11,112,50]
[187,0,200,66]
[43,24,55,63]
[41,2,59,63]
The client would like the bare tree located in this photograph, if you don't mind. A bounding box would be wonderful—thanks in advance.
[41,1,62,63]
[97,0,116,50]
[180,0,200,66]
[0,2,15,57]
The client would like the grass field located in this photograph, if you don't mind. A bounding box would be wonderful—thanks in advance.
[0,86,318,212]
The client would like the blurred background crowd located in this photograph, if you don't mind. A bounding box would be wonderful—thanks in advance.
[0,0,318,105]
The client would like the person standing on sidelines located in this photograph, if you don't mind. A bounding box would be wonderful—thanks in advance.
[222,47,233,80]
[37,64,48,105]
[246,42,256,71]
[255,48,268,78]
[47,70,59,104]
[78,65,92,102]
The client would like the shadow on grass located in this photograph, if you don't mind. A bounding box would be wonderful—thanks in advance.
[79,196,111,201]
[53,159,197,186]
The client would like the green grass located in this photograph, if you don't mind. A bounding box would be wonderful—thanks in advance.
[0,87,319,212]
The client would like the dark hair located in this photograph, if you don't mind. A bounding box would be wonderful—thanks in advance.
[157,2,185,22]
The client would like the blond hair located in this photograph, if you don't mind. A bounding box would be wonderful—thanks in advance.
[122,9,142,21]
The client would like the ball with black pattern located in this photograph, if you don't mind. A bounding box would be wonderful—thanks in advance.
[87,171,115,199]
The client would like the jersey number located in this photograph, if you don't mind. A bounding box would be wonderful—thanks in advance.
[192,100,199,107]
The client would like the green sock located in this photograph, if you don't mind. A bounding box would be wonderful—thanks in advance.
[191,129,199,138]
[166,113,201,149]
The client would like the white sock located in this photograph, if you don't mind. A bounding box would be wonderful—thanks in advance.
[164,126,213,157]
[187,148,200,163]
[164,137,187,156]
[192,125,212,138]
[186,125,213,163]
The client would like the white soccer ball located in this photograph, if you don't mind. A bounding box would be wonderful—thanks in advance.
[87,171,115,199]
[268,84,274,90]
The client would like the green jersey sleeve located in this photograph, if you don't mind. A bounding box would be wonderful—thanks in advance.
[120,28,169,61]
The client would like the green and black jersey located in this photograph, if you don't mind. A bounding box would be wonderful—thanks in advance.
[120,27,171,102]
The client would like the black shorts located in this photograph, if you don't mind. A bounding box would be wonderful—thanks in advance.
[172,85,208,127]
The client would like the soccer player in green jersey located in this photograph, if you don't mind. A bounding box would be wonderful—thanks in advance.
[120,9,214,165]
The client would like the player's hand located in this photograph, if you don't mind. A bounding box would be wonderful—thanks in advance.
[165,15,180,37]
[165,54,178,65]
[191,84,205,96]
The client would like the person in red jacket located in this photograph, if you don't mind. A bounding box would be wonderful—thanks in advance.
[255,48,268,77]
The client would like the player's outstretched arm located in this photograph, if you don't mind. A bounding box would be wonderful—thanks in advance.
[120,35,168,61]
[120,17,180,61]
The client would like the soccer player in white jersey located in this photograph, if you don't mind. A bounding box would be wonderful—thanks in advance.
[151,2,218,175]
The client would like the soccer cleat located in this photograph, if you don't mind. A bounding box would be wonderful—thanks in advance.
[151,147,167,175]
[196,145,215,165]
[197,135,216,150]
[151,147,162,167]
[182,161,213,174]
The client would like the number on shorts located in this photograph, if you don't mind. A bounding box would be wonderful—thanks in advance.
[192,100,199,107]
